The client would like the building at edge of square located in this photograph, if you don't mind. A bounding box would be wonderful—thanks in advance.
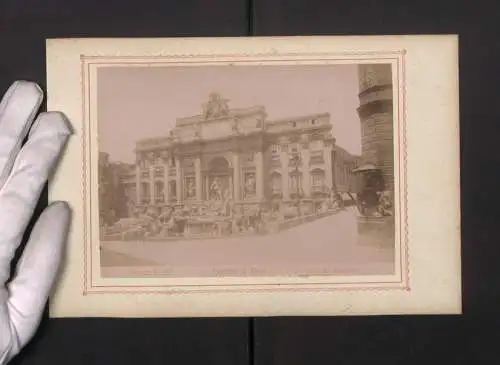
[100,92,363,219]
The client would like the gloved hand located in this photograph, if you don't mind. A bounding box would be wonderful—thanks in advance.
[0,81,71,364]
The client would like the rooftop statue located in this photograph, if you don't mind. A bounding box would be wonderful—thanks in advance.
[203,92,230,119]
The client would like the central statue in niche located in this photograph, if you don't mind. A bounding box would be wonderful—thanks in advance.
[208,156,231,201]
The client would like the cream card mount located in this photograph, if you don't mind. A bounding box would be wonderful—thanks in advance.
[46,35,461,318]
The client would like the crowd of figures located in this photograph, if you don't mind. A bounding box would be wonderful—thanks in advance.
[355,170,393,218]
[100,192,344,242]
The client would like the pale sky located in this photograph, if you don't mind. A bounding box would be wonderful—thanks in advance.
[97,64,362,164]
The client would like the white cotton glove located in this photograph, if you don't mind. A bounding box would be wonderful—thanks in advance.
[0,81,71,364]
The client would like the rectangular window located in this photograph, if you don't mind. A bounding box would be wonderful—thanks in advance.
[312,174,324,186]
[154,182,164,202]
[289,153,301,166]
[289,174,302,191]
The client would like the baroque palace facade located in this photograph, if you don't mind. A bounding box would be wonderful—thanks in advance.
[114,93,360,216]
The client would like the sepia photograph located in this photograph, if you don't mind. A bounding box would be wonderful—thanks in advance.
[47,36,460,318]
[97,63,397,279]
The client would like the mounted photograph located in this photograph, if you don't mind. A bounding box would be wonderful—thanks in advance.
[97,63,396,279]
[46,36,461,318]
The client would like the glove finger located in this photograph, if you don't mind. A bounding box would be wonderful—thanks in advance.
[0,112,70,285]
[0,81,43,189]
[6,202,70,348]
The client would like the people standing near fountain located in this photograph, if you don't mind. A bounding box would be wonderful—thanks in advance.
[378,191,393,216]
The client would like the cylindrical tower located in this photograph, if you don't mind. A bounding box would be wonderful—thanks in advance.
[357,64,394,191]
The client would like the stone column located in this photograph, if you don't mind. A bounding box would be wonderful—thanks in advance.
[300,146,311,198]
[195,156,202,201]
[205,176,209,200]
[255,151,264,200]
[324,144,333,189]
[280,145,290,200]
[149,162,155,204]
[163,156,170,203]
[135,162,141,205]
[232,152,241,201]
[175,157,182,203]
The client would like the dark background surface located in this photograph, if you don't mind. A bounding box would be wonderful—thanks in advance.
[0,1,498,364]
